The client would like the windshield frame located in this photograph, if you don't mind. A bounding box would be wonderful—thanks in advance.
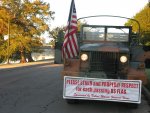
[80,25,132,43]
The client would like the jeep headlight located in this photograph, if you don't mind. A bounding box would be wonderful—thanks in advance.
[81,54,88,61]
[120,56,127,63]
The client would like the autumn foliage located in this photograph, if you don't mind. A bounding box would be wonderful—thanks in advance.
[0,0,54,63]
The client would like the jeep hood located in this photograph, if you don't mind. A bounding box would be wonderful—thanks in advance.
[80,43,129,53]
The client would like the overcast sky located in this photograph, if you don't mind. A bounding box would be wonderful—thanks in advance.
[43,0,148,42]
[45,0,148,28]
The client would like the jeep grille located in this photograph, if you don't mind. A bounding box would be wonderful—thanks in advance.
[90,51,119,75]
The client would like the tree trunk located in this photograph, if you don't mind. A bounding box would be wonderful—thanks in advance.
[27,52,34,62]
[20,51,26,63]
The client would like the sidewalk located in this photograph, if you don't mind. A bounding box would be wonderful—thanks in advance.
[0,59,54,70]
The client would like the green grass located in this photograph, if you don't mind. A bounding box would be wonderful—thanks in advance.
[146,69,150,90]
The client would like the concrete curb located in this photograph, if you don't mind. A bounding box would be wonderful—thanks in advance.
[142,85,150,105]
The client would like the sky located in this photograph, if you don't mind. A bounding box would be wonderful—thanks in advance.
[46,0,148,28]
[43,0,148,42]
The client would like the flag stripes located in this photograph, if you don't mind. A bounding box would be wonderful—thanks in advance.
[62,0,78,59]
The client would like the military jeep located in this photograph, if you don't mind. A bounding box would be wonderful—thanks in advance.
[62,25,147,84]
[62,23,148,106]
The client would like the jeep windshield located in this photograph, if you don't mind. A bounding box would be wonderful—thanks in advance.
[82,25,130,42]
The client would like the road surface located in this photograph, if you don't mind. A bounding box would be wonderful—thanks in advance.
[0,63,150,113]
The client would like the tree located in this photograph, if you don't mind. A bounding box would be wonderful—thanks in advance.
[0,0,54,63]
[49,26,65,47]
[125,4,150,45]
[50,26,65,42]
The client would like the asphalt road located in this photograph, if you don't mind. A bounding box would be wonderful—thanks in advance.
[0,63,150,113]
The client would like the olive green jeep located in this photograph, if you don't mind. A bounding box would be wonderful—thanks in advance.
[62,25,147,84]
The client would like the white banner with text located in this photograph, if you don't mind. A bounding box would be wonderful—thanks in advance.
[63,76,142,104]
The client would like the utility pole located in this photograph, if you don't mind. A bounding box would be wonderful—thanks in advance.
[7,18,10,64]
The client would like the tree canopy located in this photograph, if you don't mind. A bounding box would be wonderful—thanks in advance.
[0,0,54,63]
[125,4,150,45]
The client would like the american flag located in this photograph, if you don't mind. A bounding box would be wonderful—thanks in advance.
[62,0,78,59]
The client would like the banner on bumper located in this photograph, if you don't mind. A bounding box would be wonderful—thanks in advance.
[63,76,142,104]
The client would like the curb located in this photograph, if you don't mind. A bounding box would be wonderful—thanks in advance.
[142,85,150,105]
[0,60,54,71]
